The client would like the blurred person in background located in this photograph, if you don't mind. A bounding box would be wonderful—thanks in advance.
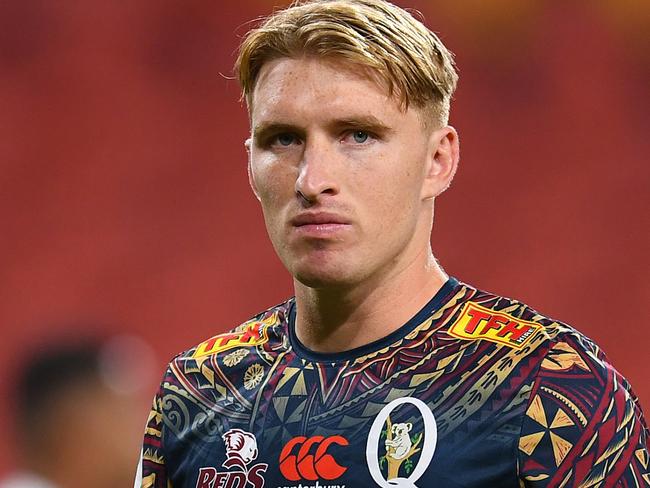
[1,335,152,488]
[136,0,649,487]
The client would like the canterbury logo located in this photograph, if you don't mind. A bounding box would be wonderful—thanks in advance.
[279,435,348,481]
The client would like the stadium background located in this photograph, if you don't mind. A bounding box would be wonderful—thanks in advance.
[0,0,648,476]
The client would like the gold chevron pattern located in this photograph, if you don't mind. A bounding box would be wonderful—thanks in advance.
[540,342,589,372]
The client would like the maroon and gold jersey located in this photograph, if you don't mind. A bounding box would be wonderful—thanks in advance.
[136,278,649,487]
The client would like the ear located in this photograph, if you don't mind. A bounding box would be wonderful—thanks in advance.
[406,422,412,432]
[245,138,261,202]
[421,126,460,201]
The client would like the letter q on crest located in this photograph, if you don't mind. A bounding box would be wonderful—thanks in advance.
[366,397,437,488]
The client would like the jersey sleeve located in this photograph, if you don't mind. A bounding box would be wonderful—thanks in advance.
[518,333,649,487]
[135,369,172,488]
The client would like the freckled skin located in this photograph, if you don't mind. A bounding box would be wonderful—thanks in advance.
[249,58,449,287]
[247,57,459,351]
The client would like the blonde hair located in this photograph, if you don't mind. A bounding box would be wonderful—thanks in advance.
[235,0,458,126]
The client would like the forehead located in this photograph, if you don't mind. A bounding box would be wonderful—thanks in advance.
[250,57,407,125]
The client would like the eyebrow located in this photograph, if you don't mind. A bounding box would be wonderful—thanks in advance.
[252,123,300,143]
[252,115,394,142]
[329,115,393,134]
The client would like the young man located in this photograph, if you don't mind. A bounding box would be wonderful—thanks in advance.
[136,1,649,486]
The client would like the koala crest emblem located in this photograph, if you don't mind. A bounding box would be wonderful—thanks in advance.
[384,422,413,460]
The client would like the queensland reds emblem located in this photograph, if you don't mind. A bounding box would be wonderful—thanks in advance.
[196,429,268,488]
[279,435,349,481]
[366,398,437,488]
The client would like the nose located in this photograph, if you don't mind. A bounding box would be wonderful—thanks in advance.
[295,136,340,204]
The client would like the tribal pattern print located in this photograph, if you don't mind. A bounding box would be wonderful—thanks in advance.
[138,278,649,487]
[518,339,648,486]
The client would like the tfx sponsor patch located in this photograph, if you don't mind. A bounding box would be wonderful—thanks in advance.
[193,320,271,358]
[448,302,542,349]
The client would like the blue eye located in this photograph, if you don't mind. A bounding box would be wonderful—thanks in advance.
[277,133,295,146]
[352,131,369,143]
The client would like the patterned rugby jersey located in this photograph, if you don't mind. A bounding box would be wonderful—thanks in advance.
[136,278,649,488]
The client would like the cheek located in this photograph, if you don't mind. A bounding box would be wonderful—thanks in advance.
[365,162,420,216]
[359,157,425,243]
[252,160,296,211]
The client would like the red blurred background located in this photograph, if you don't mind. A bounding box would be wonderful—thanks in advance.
[0,0,648,476]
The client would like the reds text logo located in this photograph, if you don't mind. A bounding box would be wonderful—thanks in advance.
[279,435,348,482]
[196,429,268,488]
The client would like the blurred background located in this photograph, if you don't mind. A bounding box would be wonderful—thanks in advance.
[0,0,648,481]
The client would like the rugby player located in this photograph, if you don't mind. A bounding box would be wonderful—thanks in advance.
[136,1,649,486]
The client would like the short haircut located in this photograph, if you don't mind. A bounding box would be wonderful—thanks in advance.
[235,0,459,126]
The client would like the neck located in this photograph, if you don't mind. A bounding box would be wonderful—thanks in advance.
[293,247,448,353]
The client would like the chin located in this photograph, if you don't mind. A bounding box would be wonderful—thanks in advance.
[290,261,360,290]
[281,246,368,289]
[293,270,349,289]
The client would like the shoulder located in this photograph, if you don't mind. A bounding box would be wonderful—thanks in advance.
[460,286,650,485]
[150,299,293,432]
[154,299,293,409]
[453,284,649,484]
[448,281,585,354]
[447,282,624,398]
[448,282,644,418]
[517,331,648,485]
[172,298,293,365]
[453,282,636,391]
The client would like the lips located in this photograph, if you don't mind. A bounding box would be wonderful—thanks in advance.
[290,212,351,238]
[291,212,349,227]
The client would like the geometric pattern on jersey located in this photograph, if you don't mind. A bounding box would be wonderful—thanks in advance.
[518,340,649,487]
[138,278,649,488]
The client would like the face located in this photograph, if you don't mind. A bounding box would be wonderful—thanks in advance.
[247,57,457,289]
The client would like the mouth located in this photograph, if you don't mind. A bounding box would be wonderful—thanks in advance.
[290,212,351,237]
